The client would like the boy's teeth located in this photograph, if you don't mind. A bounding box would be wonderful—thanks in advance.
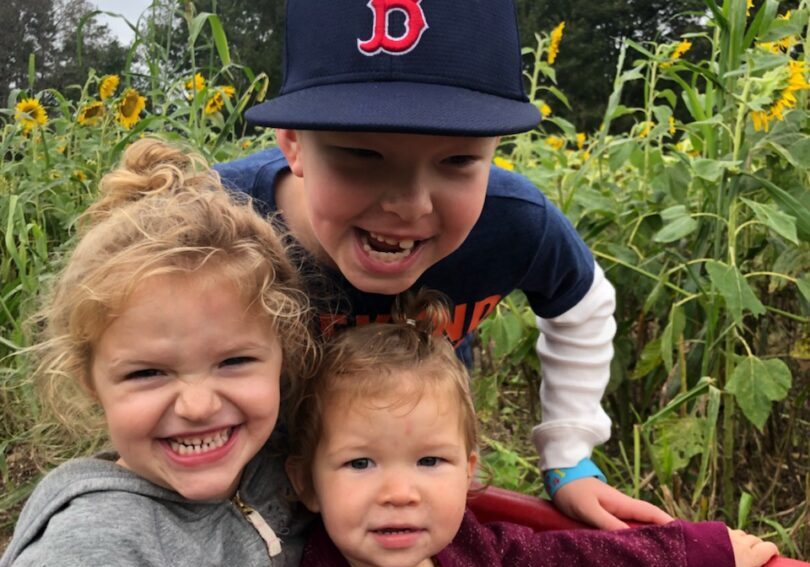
[363,243,413,263]
[369,232,415,250]
[364,232,417,262]
[168,427,231,455]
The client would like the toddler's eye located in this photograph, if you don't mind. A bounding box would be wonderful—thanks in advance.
[417,456,441,467]
[125,368,162,380]
[347,458,372,470]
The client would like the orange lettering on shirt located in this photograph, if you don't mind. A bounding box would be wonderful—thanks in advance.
[468,295,502,333]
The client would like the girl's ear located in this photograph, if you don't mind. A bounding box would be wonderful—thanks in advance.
[275,129,304,177]
[285,457,320,513]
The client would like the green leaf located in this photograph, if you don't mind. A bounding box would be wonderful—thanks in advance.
[632,338,662,379]
[787,138,810,169]
[661,305,685,372]
[737,492,753,530]
[609,140,636,171]
[704,261,765,324]
[740,197,798,244]
[692,158,741,182]
[654,215,698,243]
[726,356,791,431]
[797,275,810,303]
[744,173,810,242]
[648,416,705,483]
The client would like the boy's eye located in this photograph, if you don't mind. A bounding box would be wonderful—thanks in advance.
[339,147,382,160]
[442,155,477,166]
[417,456,442,467]
[346,458,372,470]
[125,368,163,380]
[219,356,256,368]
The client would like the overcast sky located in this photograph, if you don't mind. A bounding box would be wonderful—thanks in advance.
[89,0,154,44]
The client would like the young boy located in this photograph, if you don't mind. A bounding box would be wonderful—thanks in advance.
[216,0,669,530]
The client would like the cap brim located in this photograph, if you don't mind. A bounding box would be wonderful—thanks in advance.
[245,82,541,136]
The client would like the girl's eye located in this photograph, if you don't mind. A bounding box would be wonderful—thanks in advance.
[125,368,162,380]
[220,356,256,368]
[347,458,372,470]
[418,456,442,467]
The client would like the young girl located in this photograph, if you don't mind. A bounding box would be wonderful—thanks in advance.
[1,139,315,567]
[284,290,779,567]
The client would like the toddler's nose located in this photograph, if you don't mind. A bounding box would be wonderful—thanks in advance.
[379,473,421,507]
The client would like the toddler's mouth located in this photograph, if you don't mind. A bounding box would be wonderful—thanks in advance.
[166,427,234,456]
[372,527,421,535]
[361,231,420,263]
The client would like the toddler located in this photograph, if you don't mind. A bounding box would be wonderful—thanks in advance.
[1,139,315,567]
[284,290,779,567]
[216,0,659,529]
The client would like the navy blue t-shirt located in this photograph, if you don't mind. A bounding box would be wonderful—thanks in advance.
[215,149,594,344]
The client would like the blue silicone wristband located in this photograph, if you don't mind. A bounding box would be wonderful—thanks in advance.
[543,458,607,498]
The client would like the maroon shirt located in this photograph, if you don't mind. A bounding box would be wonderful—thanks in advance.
[300,509,733,567]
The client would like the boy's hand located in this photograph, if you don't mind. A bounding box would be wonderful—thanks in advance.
[728,528,778,567]
[552,477,674,530]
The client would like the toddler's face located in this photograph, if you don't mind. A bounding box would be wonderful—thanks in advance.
[91,273,283,501]
[277,129,498,295]
[298,377,476,567]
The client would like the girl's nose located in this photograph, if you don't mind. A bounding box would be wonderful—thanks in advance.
[174,381,222,422]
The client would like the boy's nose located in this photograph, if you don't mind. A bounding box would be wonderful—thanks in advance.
[379,473,421,507]
[174,380,222,422]
[379,181,433,221]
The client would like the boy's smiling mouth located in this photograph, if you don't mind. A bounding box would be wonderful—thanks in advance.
[360,230,421,263]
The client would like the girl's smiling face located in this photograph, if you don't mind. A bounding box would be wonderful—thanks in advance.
[276,129,498,295]
[91,273,283,501]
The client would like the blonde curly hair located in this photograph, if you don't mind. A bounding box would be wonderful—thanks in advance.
[31,138,315,440]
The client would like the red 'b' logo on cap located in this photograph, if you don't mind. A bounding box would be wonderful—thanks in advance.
[358,0,428,56]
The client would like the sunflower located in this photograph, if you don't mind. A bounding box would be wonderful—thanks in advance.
[662,40,692,68]
[77,101,105,126]
[576,132,586,149]
[751,60,809,132]
[547,22,565,65]
[493,156,514,171]
[545,135,565,150]
[15,98,48,133]
[638,120,654,138]
[99,75,120,101]
[116,88,146,129]
[186,73,206,91]
[204,85,236,115]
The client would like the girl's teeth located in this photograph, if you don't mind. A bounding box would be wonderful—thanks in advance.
[168,428,231,455]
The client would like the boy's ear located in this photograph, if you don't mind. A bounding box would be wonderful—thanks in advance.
[275,129,304,177]
[285,457,320,513]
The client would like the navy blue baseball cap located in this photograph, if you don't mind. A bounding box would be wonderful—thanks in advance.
[245,0,541,136]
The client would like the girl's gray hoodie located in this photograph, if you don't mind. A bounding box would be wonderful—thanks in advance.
[1,443,311,567]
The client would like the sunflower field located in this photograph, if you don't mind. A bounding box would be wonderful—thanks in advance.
[1,0,809,556]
